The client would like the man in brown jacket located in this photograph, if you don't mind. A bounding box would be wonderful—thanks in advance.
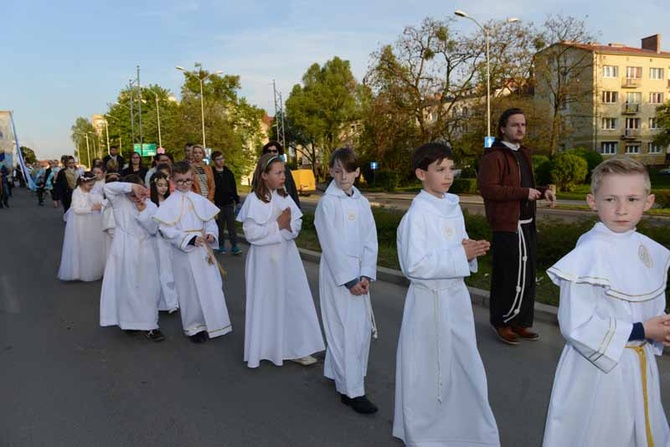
[477,108,556,345]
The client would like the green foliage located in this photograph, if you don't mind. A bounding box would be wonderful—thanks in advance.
[653,101,670,148]
[373,170,401,192]
[550,152,588,191]
[533,155,553,185]
[566,147,602,181]
[449,178,478,194]
[19,146,36,164]
[653,191,670,209]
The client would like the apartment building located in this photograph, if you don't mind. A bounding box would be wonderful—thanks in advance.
[535,34,670,165]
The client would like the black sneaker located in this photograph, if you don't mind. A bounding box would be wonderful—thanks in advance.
[145,329,166,342]
[189,331,208,344]
[340,394,378,414]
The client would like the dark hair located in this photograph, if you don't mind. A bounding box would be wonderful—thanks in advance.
[155,153,172,164]
[105,173,120,183]
[150,171,171,205]
[122,173,144,185]
[411,142,453,172]
[252,153,287,202]
[329,147,359,171]
[210,150,223,160]
[109,145,118,151]
[496,108,525,138]
[155,163,172,175]
[172,161,193,176]
[184,143,194,151]
[262,140,284,155]
[76,170,96,187]
[129,151,144,168]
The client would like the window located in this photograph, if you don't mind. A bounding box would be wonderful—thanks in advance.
[625,118,640,129]
[650,67,664,80]
[626,66,642,79]
[602,91,619,103]
[650,92,664,104]
[603,65,619,78]
[601,118,617,130]
[648,143,663,154]
[601,142,618,155]
[650,118,659,129]
[625,144,640,154]
[626,92,642,104]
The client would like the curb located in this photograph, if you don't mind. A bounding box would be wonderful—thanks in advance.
[294,246,559,327]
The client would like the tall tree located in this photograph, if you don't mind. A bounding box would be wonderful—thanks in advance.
[70,117,97,167]
[285,56,361,180]
[532,15,598,154]
[653,100,670,149]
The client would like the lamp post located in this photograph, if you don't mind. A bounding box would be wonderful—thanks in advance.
[176,63,223,150]
[454,10,518,146]
[74,131,93,167]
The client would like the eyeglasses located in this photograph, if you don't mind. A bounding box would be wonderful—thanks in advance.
[175,178,193,185]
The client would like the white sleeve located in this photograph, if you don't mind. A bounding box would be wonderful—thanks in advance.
[315,198,356,285]
[243,218,284,246]
[360,202,378,280]
[557,280,632,373]
[71,189,92,214]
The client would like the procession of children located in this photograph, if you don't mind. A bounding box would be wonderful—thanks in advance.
[55,112,670,446]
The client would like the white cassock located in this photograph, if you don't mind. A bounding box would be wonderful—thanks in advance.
[153,190,232,338]
[315,182,378,398]
[237,190,325,368]
[155,232,179,313]
[393,190,499,447]
[101,197,115,263]
[543,222,670,447]
[57,187,106,282]
[99,182,161,331]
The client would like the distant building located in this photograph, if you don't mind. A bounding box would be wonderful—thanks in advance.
[535,34,670,165]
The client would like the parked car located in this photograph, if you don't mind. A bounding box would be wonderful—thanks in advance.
[659,167,670,175]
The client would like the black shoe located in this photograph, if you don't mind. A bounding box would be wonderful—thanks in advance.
[189,331,208,344]
[145,329,166,342]
[340,394,378,414]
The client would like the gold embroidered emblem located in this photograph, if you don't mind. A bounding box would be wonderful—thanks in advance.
[347,210,356,221]
[638,244,653,268]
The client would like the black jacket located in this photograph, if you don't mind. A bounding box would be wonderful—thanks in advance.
[213,166,240,206]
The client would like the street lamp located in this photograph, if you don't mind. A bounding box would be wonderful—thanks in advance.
[73,131,94,167]
[176,63,223,150]
[454,10,518,146]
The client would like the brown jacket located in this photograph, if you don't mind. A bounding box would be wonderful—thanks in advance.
[477,140,546,232]
[190,163,216,202]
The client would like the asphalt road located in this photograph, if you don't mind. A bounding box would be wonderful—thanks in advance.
[1,187,669,447]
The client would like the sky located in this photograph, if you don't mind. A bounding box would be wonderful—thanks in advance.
[1,0,667,160]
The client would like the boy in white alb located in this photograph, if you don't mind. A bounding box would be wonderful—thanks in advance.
[153,162,232,344]
[315,148,379,414]
[393,143,499,446]
[543,157,670,446]
[99,175,164,341]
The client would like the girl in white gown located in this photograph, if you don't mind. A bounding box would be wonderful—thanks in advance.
[237,153,325,368]
[57,171,105,282]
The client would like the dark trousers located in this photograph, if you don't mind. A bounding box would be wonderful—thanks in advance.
[489,222,537,328]
[216,204,238,248]
[36,187,45,205]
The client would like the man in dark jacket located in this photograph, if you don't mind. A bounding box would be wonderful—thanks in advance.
[477,108,556,345]
[102,146,126,172]
[211,150,241,254]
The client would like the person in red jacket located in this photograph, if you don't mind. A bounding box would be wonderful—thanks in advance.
[477,108,556,345]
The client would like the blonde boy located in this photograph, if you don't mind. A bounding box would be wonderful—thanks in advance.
[543,157,670,446]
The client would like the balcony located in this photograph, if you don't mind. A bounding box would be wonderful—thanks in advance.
[621,129,639,140]
[622,103,640,114]
[621,78,641,88]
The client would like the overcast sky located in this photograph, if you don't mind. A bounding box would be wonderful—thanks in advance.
[1,0,667,159]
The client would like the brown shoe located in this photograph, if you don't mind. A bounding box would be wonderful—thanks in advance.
[512,327,540,340]
[492,325,519,345]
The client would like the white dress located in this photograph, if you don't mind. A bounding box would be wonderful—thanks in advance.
[315,182,378,397]
[99,183,161,331]
[153,190,232,338]
[393,190,500,447]
[57,187,106,282]
[543,223,670,447]
[155,200,179,313]
[237,190,325,368]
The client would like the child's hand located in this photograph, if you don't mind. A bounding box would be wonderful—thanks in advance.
[277,207,291,231]
[643,315,670,345]
[349,277,371,296]
[462,239,491,261]
[131,184,149,200]
[194,236,206,247]
[205,234,215,244]
[91,203,102,211]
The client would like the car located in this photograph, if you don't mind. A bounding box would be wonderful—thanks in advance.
[659,167,670,175]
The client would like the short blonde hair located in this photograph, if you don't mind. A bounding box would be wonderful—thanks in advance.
[590,157,650,195]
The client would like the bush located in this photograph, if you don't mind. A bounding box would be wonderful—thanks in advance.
[550,153,588,192]
[373,170,401,192]
[450,178,478,194]
[533,155,553,186]
[653,190,670,208]
[566,148,603,182]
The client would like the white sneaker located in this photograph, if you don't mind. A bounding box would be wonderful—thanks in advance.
[290,355,317,366]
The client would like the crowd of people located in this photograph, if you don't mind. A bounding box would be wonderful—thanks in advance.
[48,108,670,446]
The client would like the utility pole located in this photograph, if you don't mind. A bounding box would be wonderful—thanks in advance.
[273,79,286,149]
[129,79,136,145]
[137,65,143,146]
